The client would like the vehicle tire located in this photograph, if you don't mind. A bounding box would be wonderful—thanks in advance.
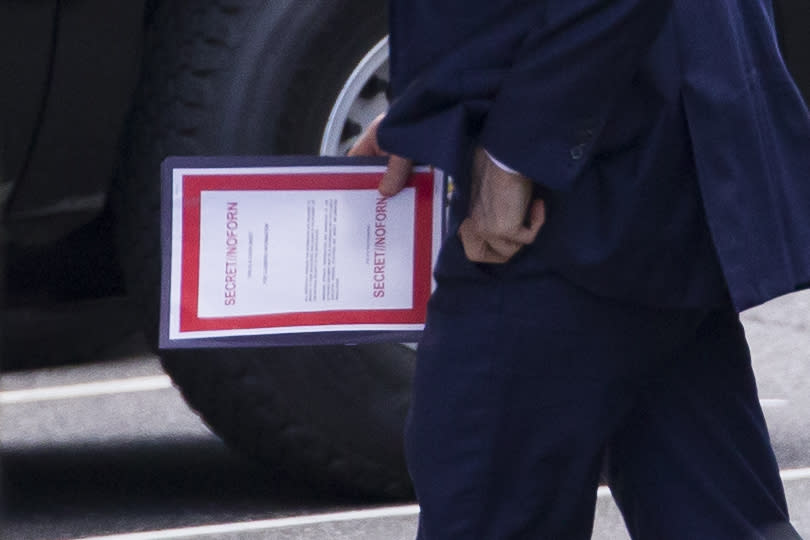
[115,0,415,498]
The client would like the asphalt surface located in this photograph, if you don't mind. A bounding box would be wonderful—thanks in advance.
[1,291,809,539]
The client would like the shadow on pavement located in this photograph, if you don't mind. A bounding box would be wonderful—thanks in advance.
[1,437,379,539]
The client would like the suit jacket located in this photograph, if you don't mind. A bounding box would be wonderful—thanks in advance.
[378,0,810,311]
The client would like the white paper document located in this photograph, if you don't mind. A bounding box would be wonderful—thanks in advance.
[160,157,445,348]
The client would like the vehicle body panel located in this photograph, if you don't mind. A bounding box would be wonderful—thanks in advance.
[1,0,146,244]
[0,1,58,205]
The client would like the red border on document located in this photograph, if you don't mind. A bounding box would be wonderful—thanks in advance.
[178,170,435,333]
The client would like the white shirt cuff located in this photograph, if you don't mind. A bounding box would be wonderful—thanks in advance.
[484,149,520,175]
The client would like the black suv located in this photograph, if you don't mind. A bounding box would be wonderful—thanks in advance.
[2,0,808,498]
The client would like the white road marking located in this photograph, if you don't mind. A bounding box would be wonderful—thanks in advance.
[0,376,173,404]
[4,377,790,409]
[72,505,421,540]
[760,399,790,408]
[781,467,810,482]
[68,470,810,540]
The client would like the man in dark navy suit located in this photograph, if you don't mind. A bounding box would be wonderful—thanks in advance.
[351,1,809,538]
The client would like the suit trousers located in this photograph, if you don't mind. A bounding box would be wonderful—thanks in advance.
[405,268,800,539]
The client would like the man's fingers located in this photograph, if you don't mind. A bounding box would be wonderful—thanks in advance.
[347,113,387,157]
[484,236,524,260]
[345,114,413,197]
[459,199,546,264]
[379,155,413,196]
[529,199,546,232]
[485,198,547,246]
[512,198,546,244]
[347,129,383,157]
[471,198,547,246]
[458,219,511,264]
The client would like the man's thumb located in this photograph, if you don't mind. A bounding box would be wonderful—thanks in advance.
[378,155,413,196]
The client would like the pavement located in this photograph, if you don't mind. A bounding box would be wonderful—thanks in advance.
[1,290,808,539]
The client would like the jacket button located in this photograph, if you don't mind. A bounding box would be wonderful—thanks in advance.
[570,144,586,160]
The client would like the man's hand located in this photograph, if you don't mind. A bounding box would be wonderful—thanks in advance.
[348,113,413,197]
[458,147,545,264]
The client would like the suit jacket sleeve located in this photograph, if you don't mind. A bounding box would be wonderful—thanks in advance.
[379,0,672,191]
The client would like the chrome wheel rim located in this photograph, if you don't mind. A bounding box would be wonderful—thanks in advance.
[320,37,390,156]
